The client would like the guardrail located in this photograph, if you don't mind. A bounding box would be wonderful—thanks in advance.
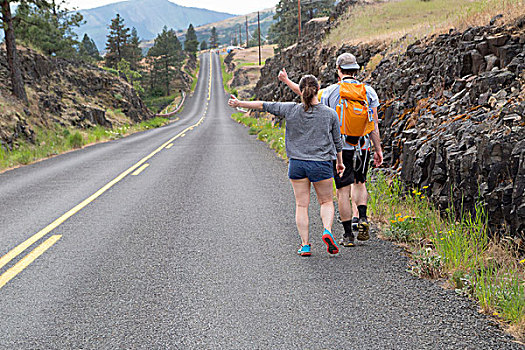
[155,91,186,118]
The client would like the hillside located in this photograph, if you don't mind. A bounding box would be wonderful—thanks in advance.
[77,0,234,51]
[141,8,276,52]
[0,46,151,165]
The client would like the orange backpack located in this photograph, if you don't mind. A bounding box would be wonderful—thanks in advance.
[335,81,375,146]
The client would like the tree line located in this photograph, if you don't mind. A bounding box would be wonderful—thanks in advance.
[0,0,333,104]
[0,0,220,106]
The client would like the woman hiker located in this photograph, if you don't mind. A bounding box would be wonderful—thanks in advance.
[228,75,344,256]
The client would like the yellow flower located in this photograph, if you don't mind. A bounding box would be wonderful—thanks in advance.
[493,312,499,316]
[421,196,426,199]
[519,259,525,264]
[404,215,411,219]
[412,189,417,194]
[391,220,397,223]
[416,192,421,196]
[398,217,405,222]
[396,213,402,217]
[423,185,429,189]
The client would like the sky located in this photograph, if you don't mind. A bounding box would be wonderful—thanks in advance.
[65,0,280,15]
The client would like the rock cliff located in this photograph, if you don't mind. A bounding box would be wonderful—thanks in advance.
[254,9,525,238]
[0,47,152,150]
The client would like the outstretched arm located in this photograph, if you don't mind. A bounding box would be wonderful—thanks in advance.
[278,68,302,96]
[228,95,264,110]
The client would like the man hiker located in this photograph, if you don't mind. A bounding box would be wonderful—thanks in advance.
[278,52,383,247]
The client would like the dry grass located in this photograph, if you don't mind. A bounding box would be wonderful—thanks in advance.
[231,44,276,66]
[326,0,525,47]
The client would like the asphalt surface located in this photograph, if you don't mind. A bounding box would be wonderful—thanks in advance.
[0,52,522,349]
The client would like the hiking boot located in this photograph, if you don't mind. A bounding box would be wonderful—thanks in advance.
[351,217,359,232]
[339,233,355,247]
[322,229,339,255]
[357,218,370,241]
[297,244,311,256]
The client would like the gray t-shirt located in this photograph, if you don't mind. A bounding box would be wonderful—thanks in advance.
[263,102,343,161]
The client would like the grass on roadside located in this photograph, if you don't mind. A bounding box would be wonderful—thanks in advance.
[190,58,200,93]
[230,108,525,340]
[144,94,178,114]
[368,171,525,340]
[231,112,286,159]
[0,117,171,172]
[220,55,238,96]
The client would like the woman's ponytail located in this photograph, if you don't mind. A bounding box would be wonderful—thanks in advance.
[299,75,319,112]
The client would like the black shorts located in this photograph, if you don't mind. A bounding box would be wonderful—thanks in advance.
[332,149,371,189]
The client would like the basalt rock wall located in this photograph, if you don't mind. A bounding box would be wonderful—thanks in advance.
[373,18,525,238]
[254,10,525,238]
[0,48,152,150]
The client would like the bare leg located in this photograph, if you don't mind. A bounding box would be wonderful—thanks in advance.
[352,182,368,208]
[312,178,335,232]
[336,184,352,222]
[352,185,359,218]
[290,178,311,245]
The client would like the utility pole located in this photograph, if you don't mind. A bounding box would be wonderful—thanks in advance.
[298,0,302,41]
[245,16,248,48]
[258,11,262,65]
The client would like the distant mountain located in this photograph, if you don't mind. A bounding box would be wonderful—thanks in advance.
[77,0,234,52]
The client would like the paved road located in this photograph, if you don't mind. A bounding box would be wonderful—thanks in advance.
[0,52,522,349]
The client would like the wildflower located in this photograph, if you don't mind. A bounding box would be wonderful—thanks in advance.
[493,312,499,316]
[396,213,402,217]
[519,259,525,264]
[391,220,397,223]
[403,215,411,219]
[412,189,417,194]
[421,196,426,199]
[398,217,405,222]
[416,192,421,196]
[423,185,429,189]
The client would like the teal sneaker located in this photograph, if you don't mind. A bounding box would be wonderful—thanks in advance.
[297,244,311,256]
[321,229,339,254]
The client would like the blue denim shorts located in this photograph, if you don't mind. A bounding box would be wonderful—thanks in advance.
[288,159,334,182]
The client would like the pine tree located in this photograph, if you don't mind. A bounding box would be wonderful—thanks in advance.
[268,0,334,49]
[209,27,218,49]
[148,26,183,96]
[200,40,208,51]
[14,0,83,58]
[0,0,27,101]
[184,23,199,55]
[2,0,85,102]
[105,13,130,68]
[79,33,101,60]
[126,27,143,70]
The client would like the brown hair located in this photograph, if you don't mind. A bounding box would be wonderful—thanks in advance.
[298,75,319,112]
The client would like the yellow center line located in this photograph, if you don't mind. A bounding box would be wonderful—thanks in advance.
[165,143,174,149]
[0,235,62,290]
[0,52,213,291]
[131,163,149,176]
[0,115,205,272]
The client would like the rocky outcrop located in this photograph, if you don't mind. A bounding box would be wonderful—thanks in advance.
[373,18,525,238]
[0,47,152,149]
[253,7,525,238]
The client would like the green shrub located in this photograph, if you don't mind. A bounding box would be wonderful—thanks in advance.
[68,131,84,149]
